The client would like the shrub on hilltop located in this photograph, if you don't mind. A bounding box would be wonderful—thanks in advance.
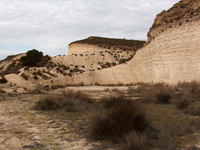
[20,49,51,67]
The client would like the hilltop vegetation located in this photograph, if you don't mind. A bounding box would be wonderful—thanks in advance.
[147,0,200,42]
[20,49,51,67]
[70,36,146,51]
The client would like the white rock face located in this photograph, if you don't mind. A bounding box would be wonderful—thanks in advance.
[70,20,200,85]
[131,20,200,84]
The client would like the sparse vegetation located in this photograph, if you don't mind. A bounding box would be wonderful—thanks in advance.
[33,70,42,76]
[91,95,150,140]
[0,60,22,76]
[2,81,200,149]
[35,90,93,112]
[70,36,145,51]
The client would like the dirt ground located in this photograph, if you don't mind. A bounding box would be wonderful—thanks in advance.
[1,85,200,150]
[0,86,122,150]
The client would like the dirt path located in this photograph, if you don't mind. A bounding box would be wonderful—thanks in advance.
[0,94,116,150]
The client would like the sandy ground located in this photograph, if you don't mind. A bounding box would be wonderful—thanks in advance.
[0,92,118,150]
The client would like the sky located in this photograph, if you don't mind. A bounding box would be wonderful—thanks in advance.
[0,0,180,60]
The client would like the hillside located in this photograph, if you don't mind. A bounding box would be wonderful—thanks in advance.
[69,36,145,51]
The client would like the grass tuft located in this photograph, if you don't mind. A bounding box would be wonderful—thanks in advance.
[158,128,177,150]
[120,131,148,150]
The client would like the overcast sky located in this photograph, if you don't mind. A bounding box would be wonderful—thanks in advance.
[0,0,180,60]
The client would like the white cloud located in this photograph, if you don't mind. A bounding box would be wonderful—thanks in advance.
[0,0,180,60]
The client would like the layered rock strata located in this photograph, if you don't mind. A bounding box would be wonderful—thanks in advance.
[70,0,200,85]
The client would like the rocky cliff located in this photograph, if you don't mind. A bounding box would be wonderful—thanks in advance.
[147,0,200,44]
[69,0,200,85]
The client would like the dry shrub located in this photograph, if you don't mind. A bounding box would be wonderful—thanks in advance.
[176,81,200,98]
[156,91,172,104]
[100,94,127,108]
[187,104,200,116]
[120,131,148,150]
[175,96,190,109]
[35,97,62,110]
[62,90,93,104]
[35,90,93,112]
[158,128,177,150]
[91,96,150,140]
[139,84,173,103]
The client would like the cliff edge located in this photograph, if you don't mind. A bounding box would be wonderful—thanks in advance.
[147,0,200,44]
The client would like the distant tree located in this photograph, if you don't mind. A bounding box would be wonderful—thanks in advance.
[20,49,50,67]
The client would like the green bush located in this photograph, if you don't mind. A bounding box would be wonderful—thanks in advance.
[20,49,51,67]
[91,97,150,140]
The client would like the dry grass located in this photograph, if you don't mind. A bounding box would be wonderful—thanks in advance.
[34,90,94,112]
[99,94,127,108]
[138,84,173,104]
[187,104,200,116]
[120,131,148,150]
[158,128,177,150]
[177,81,200,94]
[175,96,190,109]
